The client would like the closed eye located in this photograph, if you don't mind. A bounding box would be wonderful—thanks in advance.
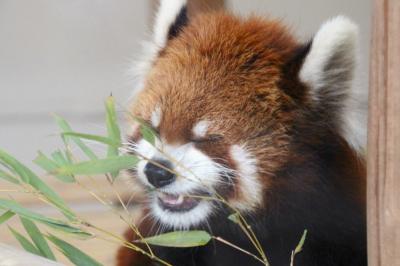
[191,134,223,144]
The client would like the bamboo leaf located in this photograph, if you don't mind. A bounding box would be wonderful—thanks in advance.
[134,117,157,145]
[140,231,212,248]
[105,96,122,178]
[54,155,139,176]
[228,213,240,224]
[62,132,119,147]
[0,210,15,225]
[9,226,41,256]
[34,152,75,183]
[0,199,90,238]
[47,234,102,266]
[0,168,20,184]
[105,96,121,155]
[0,161,16,173]
[51,150,69,166]
[0,199,57,223]
[0,149,76,220]
[20,217,56,260]
[294,230,308,254]
[53,114,98,160]
[43,222,92,238]
[34,151,59,172]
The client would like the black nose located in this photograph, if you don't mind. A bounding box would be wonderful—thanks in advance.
[144,159,175,188]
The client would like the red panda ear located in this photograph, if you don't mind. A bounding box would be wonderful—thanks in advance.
[299,16,366,153]
[129,0,188,97]
[300,16,358,103]
[153,0,188,50]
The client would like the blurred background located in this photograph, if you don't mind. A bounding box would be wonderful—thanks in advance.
[0,0,371,264]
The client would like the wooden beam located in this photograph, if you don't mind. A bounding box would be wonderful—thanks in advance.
[367,0,400,265]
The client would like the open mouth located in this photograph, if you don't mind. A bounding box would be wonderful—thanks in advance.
[157,192,201,212]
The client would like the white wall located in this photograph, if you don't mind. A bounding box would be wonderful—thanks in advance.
[0,0,371,164]
[0,1,150,164]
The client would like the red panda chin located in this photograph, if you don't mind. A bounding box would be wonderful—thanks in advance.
[151,195,213,229]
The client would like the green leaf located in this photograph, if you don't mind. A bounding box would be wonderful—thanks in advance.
[0,199,57,223]
[62,132,119,147]
[20,217,56,260]
[134,117,157,145]
[105,96,122,178]
[140,231,212,248]
[0,199,90,238]
[54,155,139,176]
[9,226,41,256]
[51,150,69,166]
[294,230,308,254]
[105,96,122,155]
[0,210,15,225]
[47,234,102,266]
[0,149,76,220]
[34,151,75,183]
[0,161,16,173]
[228,213,240,224]
[0,168,20,184]
[43,222,92,238]
[34,151,59,172]
[53,114,98,160]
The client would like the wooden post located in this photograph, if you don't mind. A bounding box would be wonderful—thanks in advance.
[367,0,400,265]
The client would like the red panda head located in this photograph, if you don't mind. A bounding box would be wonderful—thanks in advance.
[125,0,365,229]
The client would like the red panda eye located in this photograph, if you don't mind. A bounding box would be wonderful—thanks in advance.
[191,134,223,144]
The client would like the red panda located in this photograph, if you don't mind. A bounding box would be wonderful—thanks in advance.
[118,0,367,265]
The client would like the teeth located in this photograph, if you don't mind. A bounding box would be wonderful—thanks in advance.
[159,193,185,205]
[176,195,184,205]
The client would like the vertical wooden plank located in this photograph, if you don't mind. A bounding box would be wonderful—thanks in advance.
[368,0,400,265]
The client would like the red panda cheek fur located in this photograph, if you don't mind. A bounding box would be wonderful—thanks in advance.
[120,10,366,266]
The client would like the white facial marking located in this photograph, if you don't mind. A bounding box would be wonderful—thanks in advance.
[151,106,162,128]
[230,145,263,211]
[128,138,223,228]
[192,120,209,139]
[152,200,213,230]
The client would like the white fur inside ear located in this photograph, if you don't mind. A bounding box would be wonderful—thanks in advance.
[300,16,358,95]
[153,0,187,49]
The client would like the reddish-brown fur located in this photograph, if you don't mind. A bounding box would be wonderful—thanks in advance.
[129,12,300,197]
[120,11,366,266]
